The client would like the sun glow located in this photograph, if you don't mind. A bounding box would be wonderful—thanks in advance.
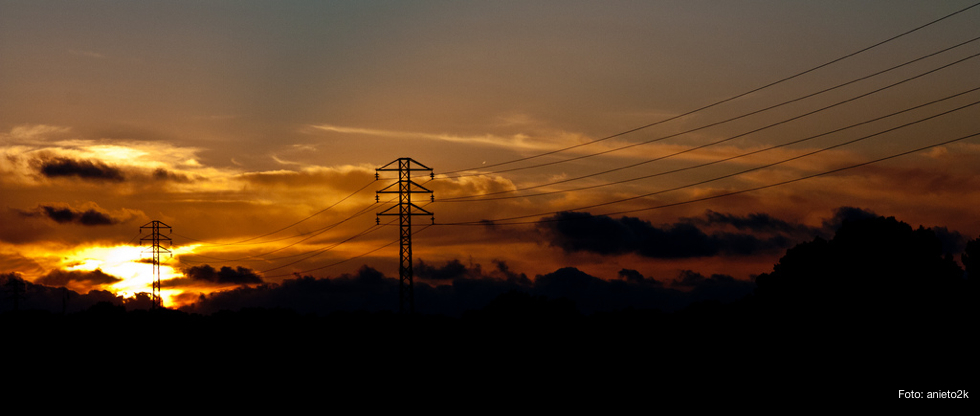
[58,243,202,307]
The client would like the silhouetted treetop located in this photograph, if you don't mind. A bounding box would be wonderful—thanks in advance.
[963,235,980,280]
[755,215,964,313]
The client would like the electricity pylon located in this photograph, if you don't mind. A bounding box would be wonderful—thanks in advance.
[376,158,434,314]
[140,220,172,309]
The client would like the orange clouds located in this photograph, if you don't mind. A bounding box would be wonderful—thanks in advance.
[3,2,980,314]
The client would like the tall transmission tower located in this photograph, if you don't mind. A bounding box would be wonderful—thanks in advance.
[140,220,172,309]
[376,158,434,314]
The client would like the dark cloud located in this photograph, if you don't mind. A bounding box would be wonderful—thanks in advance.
[540,212,698,257]
[538,211,793,258]
[152,168,191,183]
[172,291,205,306]
[688,206,883,241]
[41,206,77,223]
[37,157,124,182]
[19,205,121,226]
[36,268,123,287]
[416,259,473,281]
[686,210,814,234]
[179,265,263,285]
[416,259,466,281]
[537,208,913,259]
[819,206,878,236]
[416,258,528,284]
[50,206,117,225]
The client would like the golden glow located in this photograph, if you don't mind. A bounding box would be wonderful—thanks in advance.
[2,2,979,317]
[84,145,150,164]
[56,243,203,307]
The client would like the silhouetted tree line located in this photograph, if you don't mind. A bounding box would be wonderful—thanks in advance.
[3,215,976,334]
[3,215,976,394]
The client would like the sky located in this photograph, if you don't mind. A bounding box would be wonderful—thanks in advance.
[2,0,979,310]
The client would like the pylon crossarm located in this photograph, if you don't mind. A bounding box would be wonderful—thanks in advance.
[406,203,432,215]
[140,235,172,243]
[376,181,402,193]
[378,190,432,194]
[140,220,172,230]
[377,205,432,217]
[407,180,433,193]
[376,157,433,172]
[141,247,172,255]
[377,181,433,194]
[377,205,401,216]
[405,159,432,171]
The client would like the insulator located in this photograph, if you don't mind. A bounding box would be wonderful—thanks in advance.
[375,172,379,180]
[430,195,434,202]
[376,195,379,203]
[376,217,380,225]
[430,172,434,180]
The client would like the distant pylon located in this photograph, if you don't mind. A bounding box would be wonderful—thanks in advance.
[2,275,26,313]
[140,220,172,309]
[376,158,434,314]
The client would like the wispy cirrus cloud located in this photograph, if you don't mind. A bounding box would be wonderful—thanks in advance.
[308,124,578,153]
[68,49,105,59]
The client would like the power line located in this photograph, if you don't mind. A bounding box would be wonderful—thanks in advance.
[125,231,142,245]
[262,225,435,279]
[258,221,389,274]
[179,199,393,263]
[259,206,438,279]
[439,1,980,176]
[262,239,399,279]
[440,85,980,203]
[439,101,980,225]
[598,131,980,219]
[256,160,438,291]
[144,3,980,282]
[174,179,385,247]
[446,129,980,225]
[441,35,980,181]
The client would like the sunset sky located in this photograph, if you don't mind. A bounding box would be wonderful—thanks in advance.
[2,1,979,309]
